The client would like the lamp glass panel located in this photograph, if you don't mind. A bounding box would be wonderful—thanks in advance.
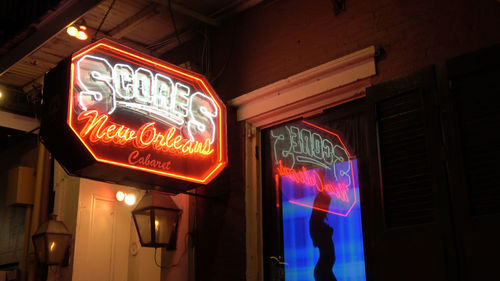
[33,235,47,263]
[154,209,179,245]
[134,209,152,244]
[46,234,71,265]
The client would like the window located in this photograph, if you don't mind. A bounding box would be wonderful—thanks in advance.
[261,107,369,281]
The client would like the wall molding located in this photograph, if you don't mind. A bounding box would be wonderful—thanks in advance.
[229,45,376,127]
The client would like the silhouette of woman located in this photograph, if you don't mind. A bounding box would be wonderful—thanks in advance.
[310,190,337,281]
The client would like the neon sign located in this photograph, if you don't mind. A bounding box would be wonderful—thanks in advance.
[270,120,356,216]
[64,39,227,184]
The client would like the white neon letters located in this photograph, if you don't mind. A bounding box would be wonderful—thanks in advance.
[113,64,134,100]
[188,92,218,144]
[76,55,218,143]
[134,67,154,104]
[77,55,116,114]
[271,125,348,170]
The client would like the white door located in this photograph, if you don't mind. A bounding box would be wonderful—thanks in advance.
[72,178,153,281]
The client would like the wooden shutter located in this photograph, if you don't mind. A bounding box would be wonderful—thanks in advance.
[366,67,457,281]
[368,68,443,228]
[443,44,500,281]
[447,45,500,216]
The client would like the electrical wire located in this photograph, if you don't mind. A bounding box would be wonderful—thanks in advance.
[93,0,117,40]
[153,232,192,269]
[200,26,211,79]
[193,186,199,280]
[168,0,182,46]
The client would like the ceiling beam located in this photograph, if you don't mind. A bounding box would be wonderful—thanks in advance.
[20,27,156,95]
[156,0,264,57]
[211,0,263,21]
[85,26,155,55]
[0,0,104,76]
[153,0,221,26]
[108,3,160,39]
[22,76,44,94]
[0,110,40,133]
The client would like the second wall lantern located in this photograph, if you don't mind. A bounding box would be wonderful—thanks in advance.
[132,191,182,250]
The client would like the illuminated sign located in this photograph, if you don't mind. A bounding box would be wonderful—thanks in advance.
[41,39,227,190]
[268,120,366,281]
[271,121,356,216]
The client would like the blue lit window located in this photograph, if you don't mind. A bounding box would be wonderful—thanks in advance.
[264,119,367,281]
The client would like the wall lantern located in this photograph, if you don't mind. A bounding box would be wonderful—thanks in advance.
[32,215,72,266]
[132,191,182,250]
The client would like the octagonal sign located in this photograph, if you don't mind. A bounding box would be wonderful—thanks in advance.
[270,120,357,216]
[65,39,227,184]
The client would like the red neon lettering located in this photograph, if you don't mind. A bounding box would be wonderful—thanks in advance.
[136,122,156,148]
[128,150,172,170]
[77,110,214,156]
[276,160,349,202]
[78,111,136,144]
[274,174,280,208]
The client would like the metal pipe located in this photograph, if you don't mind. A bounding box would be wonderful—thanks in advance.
[182,190,215,200]
[21,206,32,281]
[38,152,53,225]
[27,144,47,281]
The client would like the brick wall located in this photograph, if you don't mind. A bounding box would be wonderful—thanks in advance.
[190,108,246,281]
[207,0,500,99]
[162,0,500,280]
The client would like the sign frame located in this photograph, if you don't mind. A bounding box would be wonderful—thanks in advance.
[41,39,228,191]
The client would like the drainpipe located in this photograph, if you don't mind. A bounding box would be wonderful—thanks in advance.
[21,206,32,281]
[39,152,53,225]
[26,144,48,281]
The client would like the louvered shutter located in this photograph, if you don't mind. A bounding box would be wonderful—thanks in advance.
[444,44,500,281]
[365,67,457,281]
[447,45,500,216]
[367,68,442,228]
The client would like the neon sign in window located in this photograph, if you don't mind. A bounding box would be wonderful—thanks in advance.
[68,39,227,184]
[270,120,366,281]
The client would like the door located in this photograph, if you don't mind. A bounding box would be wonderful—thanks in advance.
[72,178,158,281]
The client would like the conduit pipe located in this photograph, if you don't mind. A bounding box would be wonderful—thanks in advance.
[39,152,53,225]
[21,206,32,281]
[26,144,48,281]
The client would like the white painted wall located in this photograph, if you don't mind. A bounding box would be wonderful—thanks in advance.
[51,164,192,281]
[127,219,161,281]
[160,193,193,281]
[71,179,161,281]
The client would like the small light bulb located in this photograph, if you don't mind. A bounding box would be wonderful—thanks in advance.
[79,25,87,30]
[125,194,136,206]
[67,26,78,37]
[76,30,88,40]
[116,191,125,202]
[0,91,3,98]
